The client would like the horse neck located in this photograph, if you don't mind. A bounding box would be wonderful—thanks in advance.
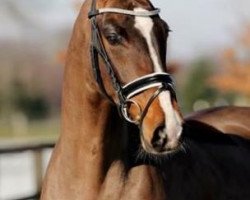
[46,4,126,196]
[60,73,123,182]
[42,2,166,199]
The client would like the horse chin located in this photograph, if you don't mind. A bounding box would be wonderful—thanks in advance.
[140,136,182,156]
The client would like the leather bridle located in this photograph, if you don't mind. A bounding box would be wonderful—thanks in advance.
[88,0,176,125]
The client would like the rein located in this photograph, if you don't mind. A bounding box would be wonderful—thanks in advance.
[88,0,176,125]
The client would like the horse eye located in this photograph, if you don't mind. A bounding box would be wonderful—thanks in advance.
[106,33,122,45]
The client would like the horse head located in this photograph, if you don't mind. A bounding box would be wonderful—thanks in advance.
[84,0,183,155]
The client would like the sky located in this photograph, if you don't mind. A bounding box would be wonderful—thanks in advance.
[0,0,250,61]
[153,0,250,61]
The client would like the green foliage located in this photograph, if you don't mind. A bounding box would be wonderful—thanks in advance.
[0,92,2,114]
[12,81,50,120]
[180,59,218,113]
[16,95,49,120]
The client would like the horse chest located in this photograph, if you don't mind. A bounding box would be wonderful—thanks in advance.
[98,164,166,200]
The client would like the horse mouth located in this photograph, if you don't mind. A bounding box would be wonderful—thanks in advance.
[140,131,183,156]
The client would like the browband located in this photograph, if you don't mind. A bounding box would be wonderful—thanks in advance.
[88,7,160,18]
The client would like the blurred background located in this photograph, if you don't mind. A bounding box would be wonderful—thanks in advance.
[0,0,249,199]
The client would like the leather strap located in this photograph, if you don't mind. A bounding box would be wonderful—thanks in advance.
[122,73,175,99]
[89,7,160,18]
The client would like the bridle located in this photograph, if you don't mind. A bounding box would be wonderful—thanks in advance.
[88,0,176,126]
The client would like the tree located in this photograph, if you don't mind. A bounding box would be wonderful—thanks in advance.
[180,59,218,113]
[209,24,250,98]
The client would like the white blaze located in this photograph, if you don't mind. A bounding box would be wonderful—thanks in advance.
[134,8,182,145]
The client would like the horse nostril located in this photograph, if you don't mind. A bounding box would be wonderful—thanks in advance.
[151,125,167,152]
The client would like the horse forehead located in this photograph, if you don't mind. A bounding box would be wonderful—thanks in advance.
[102,0,153,10]
[133,7,156,41]
[101,0,132,8]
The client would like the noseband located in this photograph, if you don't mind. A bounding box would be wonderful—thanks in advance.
[88,0,176,125]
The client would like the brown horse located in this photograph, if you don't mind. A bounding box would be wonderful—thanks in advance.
[42,0,182,199]
[186,106,250,139]
[41,0,250,199]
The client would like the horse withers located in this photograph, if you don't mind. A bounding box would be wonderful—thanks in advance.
[186,106,250,139]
